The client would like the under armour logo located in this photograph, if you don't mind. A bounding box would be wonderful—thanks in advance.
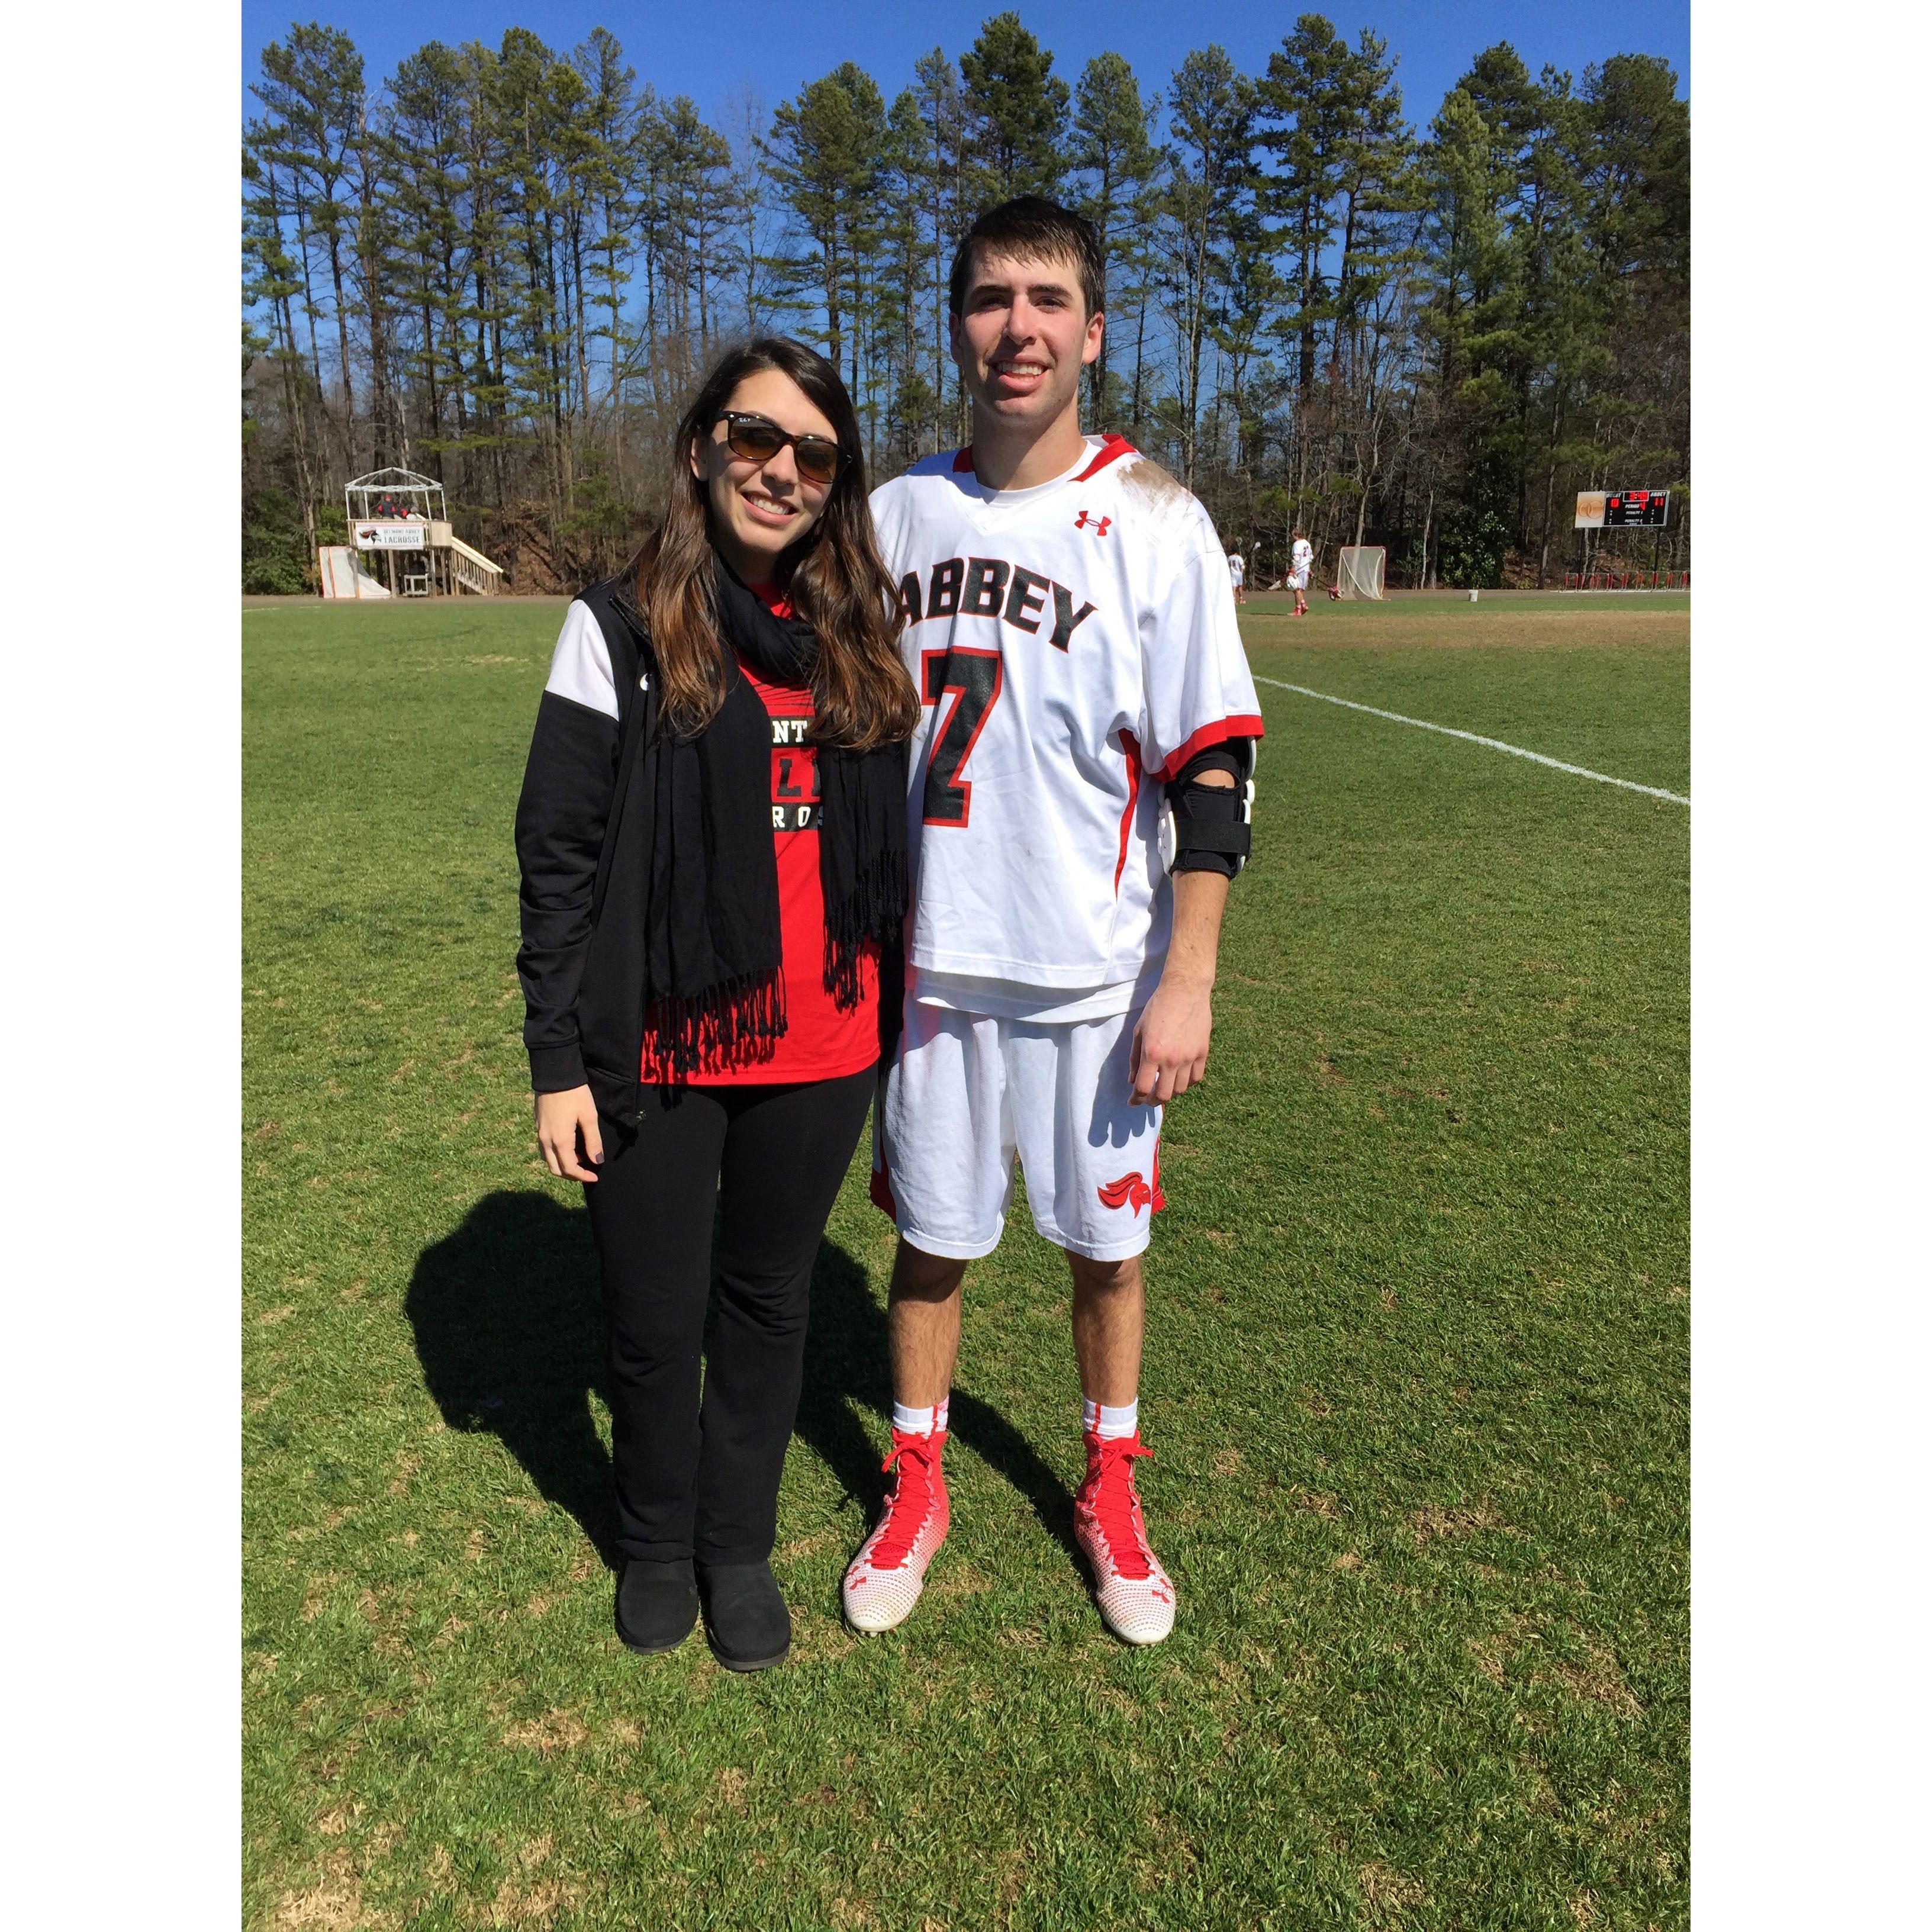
[1097,1171,1153,1215]
[1074,510,1111,536]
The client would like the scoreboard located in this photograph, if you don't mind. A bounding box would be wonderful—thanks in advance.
[1605,489,1669,527]
[1575,489,1670,529]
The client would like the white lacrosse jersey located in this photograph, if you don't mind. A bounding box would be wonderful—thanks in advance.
[870,435,1264,1017]
[1291,537,1313,578]
[1228,552,1245,585]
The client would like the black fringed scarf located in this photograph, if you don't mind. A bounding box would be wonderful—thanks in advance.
[642,557,908,1077]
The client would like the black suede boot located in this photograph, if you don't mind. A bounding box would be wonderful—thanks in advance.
[615,1559,699,1654]
[697,1560,791,1671]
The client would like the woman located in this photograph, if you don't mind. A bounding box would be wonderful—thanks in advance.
[514,339,917,1670]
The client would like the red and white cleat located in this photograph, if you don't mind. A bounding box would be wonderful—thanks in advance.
[841,1429,949,1633]
[1074,1432,1176,1645]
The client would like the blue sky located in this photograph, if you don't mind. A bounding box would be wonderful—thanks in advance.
[242,1,1688,131]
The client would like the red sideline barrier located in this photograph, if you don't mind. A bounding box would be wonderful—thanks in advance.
[1562,571,1690,591]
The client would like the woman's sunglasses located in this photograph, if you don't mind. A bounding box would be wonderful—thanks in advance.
[716,411,845,487]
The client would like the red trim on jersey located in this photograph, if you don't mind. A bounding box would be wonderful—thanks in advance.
[1115,729,1142,894]
[949,435,1135,481]
[1158,713,1266,781]
[1074,433,1138,481]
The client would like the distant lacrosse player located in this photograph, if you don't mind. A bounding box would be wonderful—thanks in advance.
[1288,528,1313,617]
[1227,548,1246,606]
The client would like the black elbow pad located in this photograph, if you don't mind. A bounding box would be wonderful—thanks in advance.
[1163,739,1256,877]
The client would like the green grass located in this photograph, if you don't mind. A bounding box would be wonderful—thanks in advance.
[244,593,1688,1931]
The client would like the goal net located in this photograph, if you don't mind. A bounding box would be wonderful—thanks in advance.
[1335,546,1386,600]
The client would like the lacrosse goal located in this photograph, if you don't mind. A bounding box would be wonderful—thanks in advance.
[1335,546,1386,600]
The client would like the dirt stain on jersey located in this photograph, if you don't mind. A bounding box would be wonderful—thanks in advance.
[1117,456,1201,534]
[1118,457,1190,508]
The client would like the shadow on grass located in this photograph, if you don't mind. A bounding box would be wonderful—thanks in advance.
[405,1189,1076,1573]
[405,1189,619,1565]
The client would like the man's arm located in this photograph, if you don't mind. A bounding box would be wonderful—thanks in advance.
[1129,769,1237,1106]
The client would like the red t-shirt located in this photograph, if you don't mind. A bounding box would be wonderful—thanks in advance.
[640,586,880,1086]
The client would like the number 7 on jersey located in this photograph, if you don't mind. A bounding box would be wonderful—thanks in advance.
[920,648,1003,827]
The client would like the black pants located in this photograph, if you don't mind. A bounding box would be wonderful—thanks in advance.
[584,1065,875,1565]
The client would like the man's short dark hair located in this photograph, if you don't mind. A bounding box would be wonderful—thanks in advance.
[948,197,1105,320]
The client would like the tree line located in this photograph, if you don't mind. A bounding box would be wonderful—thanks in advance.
[242,11,1688,594]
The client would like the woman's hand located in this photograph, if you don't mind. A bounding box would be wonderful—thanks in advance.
[535,1086,604,1182]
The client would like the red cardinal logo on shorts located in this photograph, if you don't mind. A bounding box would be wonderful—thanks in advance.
[1097,1171,1154,1215]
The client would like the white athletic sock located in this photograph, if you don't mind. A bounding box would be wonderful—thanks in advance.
[893,1396,949,1437]
[1083,1397,1139,1440]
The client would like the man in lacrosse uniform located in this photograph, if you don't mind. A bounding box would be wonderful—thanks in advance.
[843,198,1263,1647]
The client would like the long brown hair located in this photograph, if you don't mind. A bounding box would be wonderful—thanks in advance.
[625,337,917,751]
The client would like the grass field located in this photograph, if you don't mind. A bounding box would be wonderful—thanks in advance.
[243,590,1688,1931]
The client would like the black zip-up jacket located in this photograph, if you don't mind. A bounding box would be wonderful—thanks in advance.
[514,577,901,1127]
[514,577,662,1125]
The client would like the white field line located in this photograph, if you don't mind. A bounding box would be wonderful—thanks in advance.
[1252,677,1689,806]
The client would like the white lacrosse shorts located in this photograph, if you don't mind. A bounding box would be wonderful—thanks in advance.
[871,1002,1165,1263]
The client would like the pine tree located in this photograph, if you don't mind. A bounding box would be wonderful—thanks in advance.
[572,29,642,423]
[1071,52,1161,424]
[911,48,970,437]
[1584,54,1689,304]
[1158,46,1255,487]
[490,28,569,521]
[1577,54,1689,574]
[765,65,887,375]
[1417,75,1527,585]
[384,41,477,480]
[350,70,404,467]
[719,86,775,339]
[252,24,368,463]
[455,38,515,510]
[1330,30,1413,350]
[652,96,738,365]
[879,87,938,466]
[242,140,323,558]
[1327,31,1419,553]
[959,13,1070,204]
[1255,15,1351,402]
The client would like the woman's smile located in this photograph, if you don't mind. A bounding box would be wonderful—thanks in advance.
[737,485,801,528]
